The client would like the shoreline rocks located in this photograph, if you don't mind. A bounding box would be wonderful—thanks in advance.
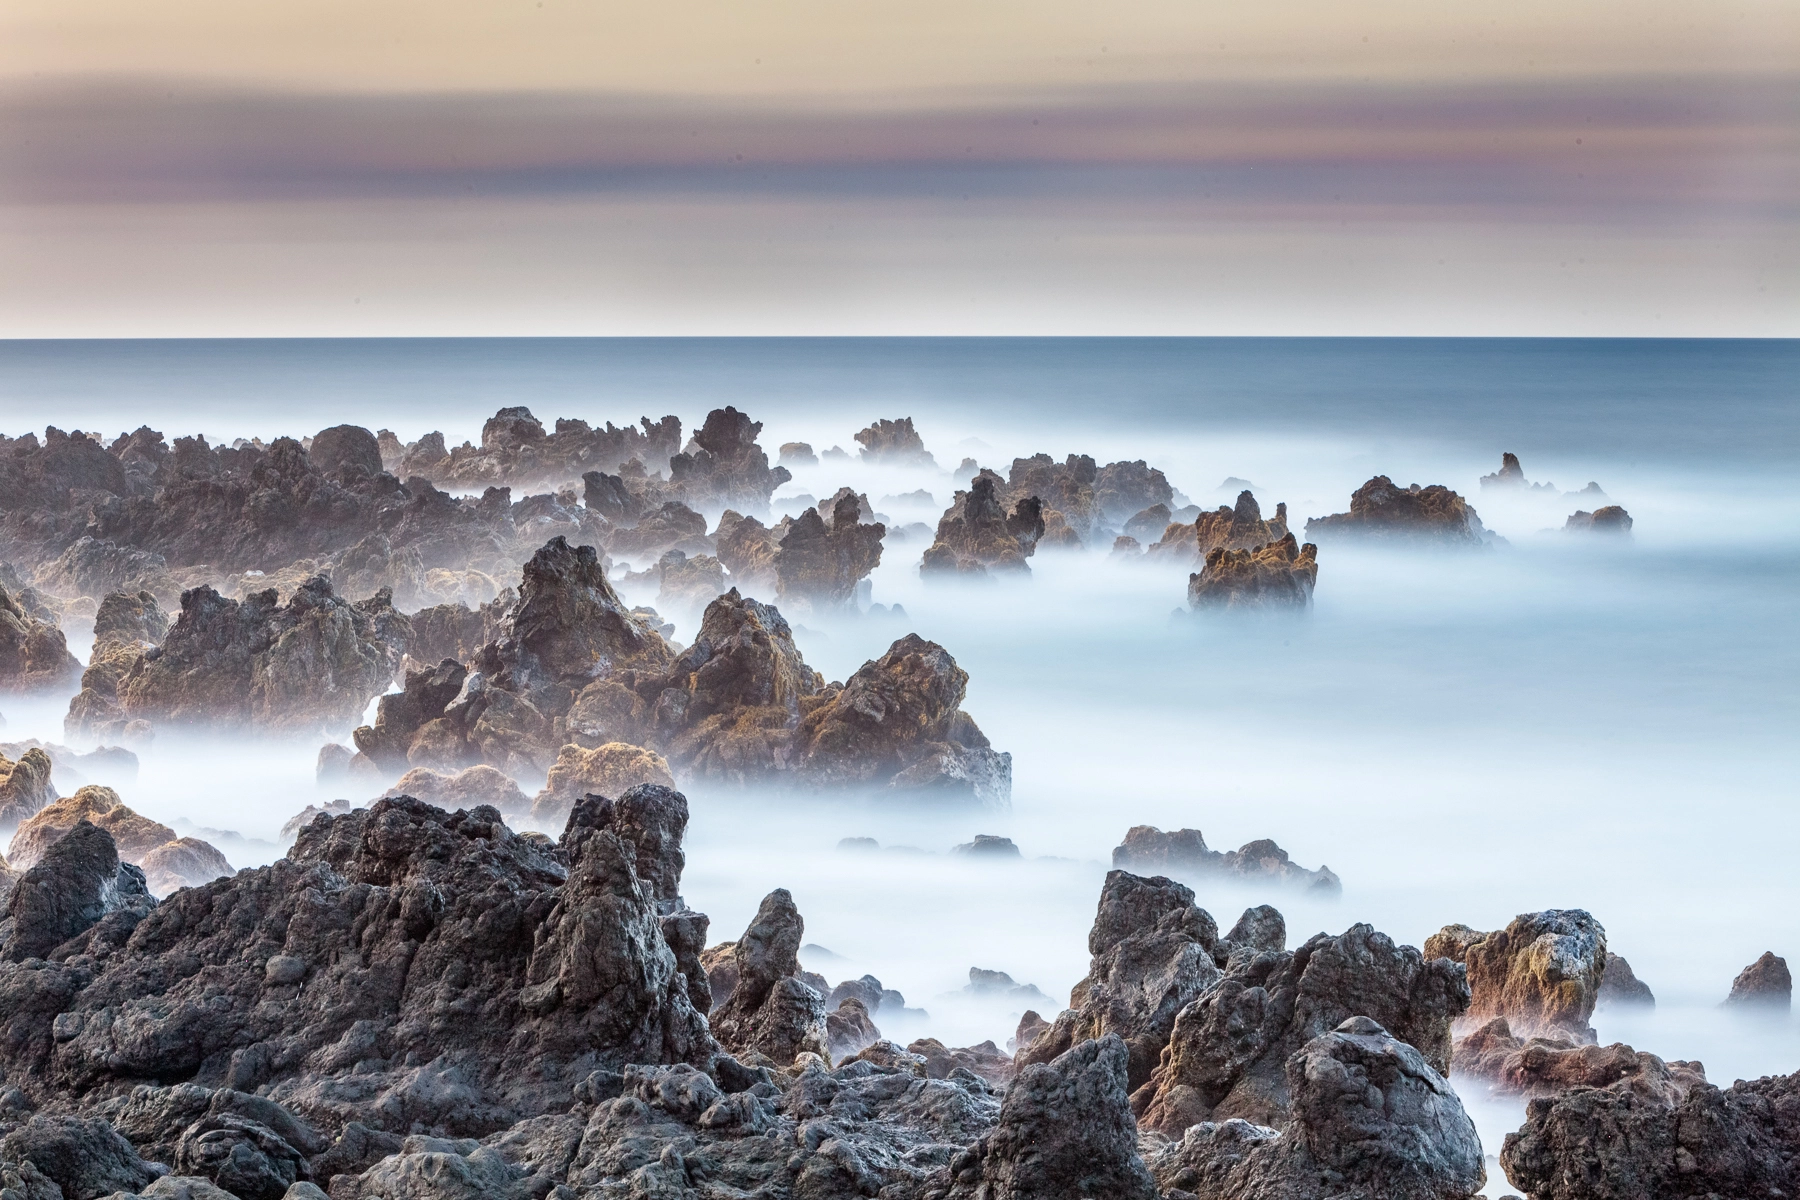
[1113,826,1342,896]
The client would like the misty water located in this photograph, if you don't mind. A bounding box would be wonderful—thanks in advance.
[3,337,1796,1192]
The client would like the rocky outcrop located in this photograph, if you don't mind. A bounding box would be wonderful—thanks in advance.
[117,577,401,735]
[1187,534,1319,610]
[907,1038,1014,1088]
[932,1035,1157,1200]
[528,742,675,830]
[64,591,167,746]
[1133,923,1470,1133]
[1501,1067,1800,1199]
[402,590,514,668]
[1596,952,1655,1010]
[921,475,1044,578]
[707,889,828,1066]
[0,1114,161,1198]
[778,442,817,467]
[0,794,715,1144]
[1,820,156,961]
[1153,490,1291,564]
[1306,476,1492,546]
[1565,505,1634,534]
[825,997,883,1062]
[1724,951,1791,1011]
[7,785,176,870]
[1145,1017,1486,1200]
[382,764,531,820]
[605,500,711,562]
[1112,826,1342,895]
[855,418,937,467]
[396,408,682,491]
[0,582,81,695]
[29,537,181,607]
[775,494,885,611]
[1480,451,1558,492]
[1451,1017,1704,1104]
[1427,910,1606,1041]
[138,838,236,898]
[0,748,56,838]
[653,549,727,613]
[712,511,781,593]
[665,407,791,518]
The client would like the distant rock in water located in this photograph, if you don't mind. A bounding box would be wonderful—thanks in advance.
[921,473,1044,579]
[952,834,1020,859]
[1427,909,1607,1042]
[1481,450,1561,493]
[775,493,885,612]
[1565,505,1633,534]
[1306,475,1495,547]
[1451,1016,1704,1104]
[1187,534,1319,611]
[777,441,818,467]
[0,747,56,838]
[1724,951,1791,1012]
[1112,825,1341,895]
[855,417,937,467]
[64,589,166,745]
[1152,490,1291,565]
[0,579,81,695]
[1596,951,1655,1010]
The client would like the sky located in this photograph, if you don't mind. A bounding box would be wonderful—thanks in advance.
[1,0,1795,336]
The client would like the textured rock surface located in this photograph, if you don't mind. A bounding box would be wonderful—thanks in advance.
[382,764,531,819]
[1564,505,1634,534]
[0,1114,160,1199]
[920,474,1044,577]
[1112,825,1342,895]
[1306,476,1491,546]
[1145,1017,1486,1200]
[6,785,175,870]
[1187,534,1319,610]
[1428,910,1606,1040]
[774,494,885,612]
[854,418,937,467]
[527,743,675,829]
[1,820,156,961]
[1501,1068,1800,1200]
[138,838,236,898]
[0,748,57,838]
[707,889,828,1066]
[0,583,81,695]
[665,407,791,518]
[1596,952,1655,1011]
[1451,1017,1705,1104]
[1152,490,1291,564]
[64,591,168,745]
[117,577,400,735]
[1724,951,1792,1011]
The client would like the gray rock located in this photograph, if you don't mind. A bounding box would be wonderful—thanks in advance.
[3,820,156,961]
[1428,909,1606,1041]
[707,888,826,1066]
[0,1115,159,1200]
[1724,951,1791,1012]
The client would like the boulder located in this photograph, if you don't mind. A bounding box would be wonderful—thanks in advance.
[707,888,827,1066]
[1565,505,1634,534]
[307,425,384,480]
[665,407,791,518]
[653,550,728,614]
[1724,951,1791,1012]
[30,537,180,607]
[6,785,175,871]
[907,1038,1014,1088]
[1428,910,1606,1040]
[0,749,56,838]
[64,590,168,745]
[1305,476,1491,546]
[384,764,531,820]
[1152,490,1292,564]
[1187,534,1319,610]
[0,583,81,695]
[774,494,885,612]
[0,1114,159,1200]
[2,821,156,961]
[1596,952,1655,1010]
[712,511,781,593]
[826,997,883,1062]
[139,837,235,897]
[528,744,676,830]
[854,418,936,467]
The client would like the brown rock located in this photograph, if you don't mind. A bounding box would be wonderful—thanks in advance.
[774,494,885,612]
[1596,951,1655,1010]
[1305,476,1491,546]
[138,837,234,896]
[654,550,728,614]
[63,590,167,745]
[1011,1010,1050,1056]
[1187,534,1319,610]
[666,407,792,518]
[0,748,57,838]
[920,474,1043,577]
[528,743,675,829]
[6,785,175,871]
[1724,951,1792,1012]
[1112,825,1340,895]
[712,512,781,593]
[1432,910,1607,1041]
[826,997,883,1062]
[384,764,531,819]
[1451,1016,1704,1105]
[0,582,81,695]
[907,1038,1013,1087]
[854,418,936,466]
[1565,505,1634,534]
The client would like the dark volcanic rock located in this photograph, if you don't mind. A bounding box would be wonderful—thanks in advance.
[1427,910,1606,1040]
[1187,534,1319,610]
[1724,951,1792,1012]
[707,888,827,1066]
[1306,476,1491,546]
[666,407,791,518]
[931,1035,1157,1200]
[64,590,168,745]
[854,417,937,467]
[1450,1016,1704,1104]
[1134,922,1470,1133]
[920,474,1044,578]
[30,537,180,607]
[1501,1067,1800,1200]
[1565,504,1634,534]
[1145,1017,1486,1200]
[907,1038,1013,1088]
[826,997,883,1062]
[0,1114,160,1199]
[117,577,400,735]
[307,425,383,480]
[775,494,885,612]
[0,582,81,695]
[712,511,781,593]
[1112,825,1341,895]
[7,785,175,870]
[405,408,682,491]
[2,821,156,961]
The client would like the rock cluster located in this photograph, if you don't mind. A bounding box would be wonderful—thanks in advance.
[0,582,80,695]
[664,407,793,518]
[1112,825,1342,895]
[920,474,1044,578]
[1564,505,1634,534]
[393,407,683,492]
[775,493,885,611]
[855,418,937,467]
[6,785,232,895]
[1187,534,1319,610]
[64,590,167,745]
[1152,490,1290,564]
[1305,476,1492,546]
[1451,1017,1705,1104]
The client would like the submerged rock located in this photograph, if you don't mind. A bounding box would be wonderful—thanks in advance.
[854,417,937,467]
[774,493,885,612]
[1565,504,1634,534]
[921,474,1044,578]
[1306,476,1492,546]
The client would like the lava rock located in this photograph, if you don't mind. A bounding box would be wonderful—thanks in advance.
[1306,476,1492,546]
[1187,533,1319,610]
[1427,910,1607,1040]
[2,820,156,961]
[1724,951,1792,1012]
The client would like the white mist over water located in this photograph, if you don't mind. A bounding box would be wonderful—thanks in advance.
[1,338,1794,1195]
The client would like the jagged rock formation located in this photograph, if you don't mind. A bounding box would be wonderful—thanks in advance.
[907,1039,1014,1088]
[29,537,181,607]
[1306,476,1492,546]
[0,748,56,838]
[777,442,818,467]
[396,408,682,491]
[1,820,156,961]
[138,838,236,899]
[1145,1017,1487,1200]
[528,742,675,829]
[382,765,531,820]
[1724,951,1791,1011]
[855,418,937,467]
[1565,504,1634,533]
[653,549,728,613]
[116,578,402,735]
[1112,826,1342,895]
[665,407,792,517]
[1152,490,1290,564]
[1480,451,1560,492]
[921,474,1044,578]
[707,889,829,1066]
[826,997,883,1062]
[279,798,354,843]
[605,500,711,561]
[1596,952,1655,1010]
[403,590,514,670]
[1133,922,1470,1133]
[1426,910,1606,1041]
[1501,1066,1800,1199]
[1451,1017,1705,1103]
[712,511,781,593]
[0,582,81,695]
[775,494,885,611]
[7,785,174,869]
[64,590,168,745]
[931,1035,1157,1200]
[1187,534,1319,610]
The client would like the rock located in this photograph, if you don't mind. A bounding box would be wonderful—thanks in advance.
[1565,505,1634,534]
[1305,476,1492,546]
[175,1106,317,1200]
[653,550,727,614]
[0,1115,159,1200]
[0,749,56,838]
[665,407,792,518]
[1011,1011,1049,1056]
[1112,826,1341,895]
[117,577,399,735]
[560,784,691,910]
[1596,952,1655,1010]
[777,442,818,468]
[6,785,175,870]
[399,409,680,492]
[1450,1016,1704,1104]
[920,474,1044,577]
[308,425,384,480]
[826,997,883,1062]
[1500,1067,1800,1199]
[1018,871,1223,1091]
[774,494,885,612]
[1135,922,1470,1133]
[1145,1017,1486,1200]
[404,592,513,669]
[1724,951,1791,1012]
[1153,491,1292,564]
[1225,905,1287,955]
[932,1035,1156,1200]
[64,591,168,745]
[0,582,81,695]
[707,889,827,1066]
[139,838,235,897]
[1124,503,1173,540]
[354,660,469,772]
[907,1038,1014,1088]
[963,968,1049,1005]
[278,798,352,843]
[711,511,781,593]
[528,744,675,830]
[1093,460,1176,532]
[1187,534,1319,610]
[2,820,156,961]
[854,418,936,466]
[951,835,1019,859]
[384,765,530,820]
[1430,910,1606,1040]
[606,500,712,562]
[1480,452,1532,489]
